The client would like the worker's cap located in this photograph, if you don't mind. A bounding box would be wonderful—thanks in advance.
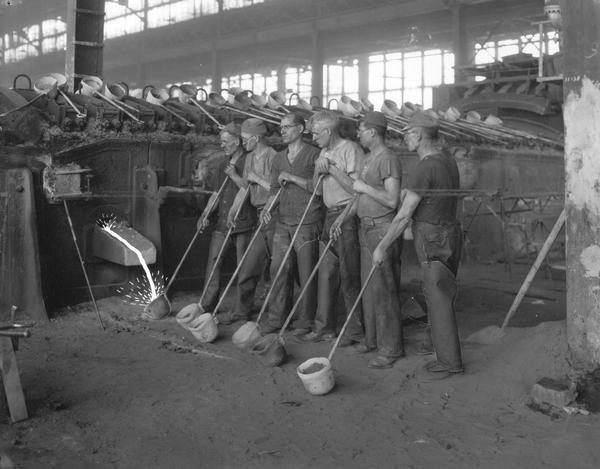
[221,122,242,138]
[401,110,440,132]
[241,118,268,136]
[360,111,387,131]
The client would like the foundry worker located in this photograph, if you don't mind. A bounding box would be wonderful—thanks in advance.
[259,113,323,335]
[373,111,463,379]
[328,111,404,368]
[300,110,364,345]
[217,118,278,325]
[197,122,256,316]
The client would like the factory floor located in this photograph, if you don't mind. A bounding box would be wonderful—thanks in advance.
[2,262,600,469]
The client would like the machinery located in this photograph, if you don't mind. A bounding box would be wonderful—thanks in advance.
[0,70,565,321]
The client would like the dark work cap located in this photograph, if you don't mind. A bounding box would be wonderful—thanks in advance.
[401,110,440,131]
[241,118,267,136]
[361,111,387,130]
[221,122,241,137]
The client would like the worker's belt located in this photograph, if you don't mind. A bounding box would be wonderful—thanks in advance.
[326,204,348,213]
[360,213,394,227]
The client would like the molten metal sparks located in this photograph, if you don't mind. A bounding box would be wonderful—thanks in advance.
[117,272,167,306]
[97,214,161,302]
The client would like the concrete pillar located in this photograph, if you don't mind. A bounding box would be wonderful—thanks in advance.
[451,3,471,83]
[311,32,324,104]
[277,66,286,94]
[358,54,369,100]
[65,0,106,91]
[562,0,600,373]
[211,49,222,91]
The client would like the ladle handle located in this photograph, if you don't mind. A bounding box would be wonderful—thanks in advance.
[277,238,334,339]
[94,91,142,122]
[327,264,377,362]
[255,174,325,324]
[277,194,357,338]
[210,188,282,315]
[190,99,223,129]
[0,93,45,117]
[58,90,86,118]
[165,177,230,293]
[199,187,250,313]
[158,103,195,127]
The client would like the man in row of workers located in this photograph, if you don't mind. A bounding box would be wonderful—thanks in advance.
[196,108,463,378]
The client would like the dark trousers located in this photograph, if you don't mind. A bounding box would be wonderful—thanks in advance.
[314,207,363,340]
[266,221,321,330]
[200,229,256,317]
[236,214,277,311]
[413,221,463,370]
[359,220,403,358]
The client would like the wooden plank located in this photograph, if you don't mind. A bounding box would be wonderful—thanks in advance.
[0,337,28,422]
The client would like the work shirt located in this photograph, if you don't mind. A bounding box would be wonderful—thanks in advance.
[406,149,460,225]
[214,152,256,233]
[243,145,278,208]
[357,147,402,220]
[320,139,364,209]
[270,142,323,225]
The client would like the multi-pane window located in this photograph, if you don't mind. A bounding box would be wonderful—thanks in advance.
[220,71,277,98]
[223,0,264,9]
[368,49,454,110]
[323,59,359,108]
[474,31,560,65]
[0,0,268,63]
[285,66,312,102]
[105,1,144,39]
[3,25,40,63]
[41,18,66,54]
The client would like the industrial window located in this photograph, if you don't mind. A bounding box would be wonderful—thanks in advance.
[219,71,277,99]
[41,18,67,54]
[474,31,560,65]
[3,25,40,63]
[323,59,359,108]
[285,66,312,102]
[367,49,454,111]
[223,0,264,9]
[105,1,144,38]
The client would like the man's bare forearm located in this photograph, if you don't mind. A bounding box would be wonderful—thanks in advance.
[328,166,356,193]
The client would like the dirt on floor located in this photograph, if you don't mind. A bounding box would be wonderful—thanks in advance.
[1,263,599,469]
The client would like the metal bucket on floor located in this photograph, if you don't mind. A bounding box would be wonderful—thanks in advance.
[176,303,203,328]
[188,312,219,343]
[232,321,262,349]
[250,333,286,367]
[297,357,335,395]
[142,294,171,320]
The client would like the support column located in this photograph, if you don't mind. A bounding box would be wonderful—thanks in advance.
[451,3,471,83]
[274,65,284,94]
[212,0,223,91]
[311,32,324,105]
[211,49,222,91]
[65,0,106,91]
[562,0,600,373]
[358,54,369,100]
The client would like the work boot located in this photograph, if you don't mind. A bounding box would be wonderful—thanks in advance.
[291,327,310,337]
[300,331,336,343]
[259,324,279,335]
[217,311,247,326]
[368,355,397,369]
[345,343,372,355]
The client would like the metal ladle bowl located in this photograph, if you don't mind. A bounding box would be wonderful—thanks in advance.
[231,321,262,350]
[142,293,171,320]
[249,333,286,367]
[188,313,219,343]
